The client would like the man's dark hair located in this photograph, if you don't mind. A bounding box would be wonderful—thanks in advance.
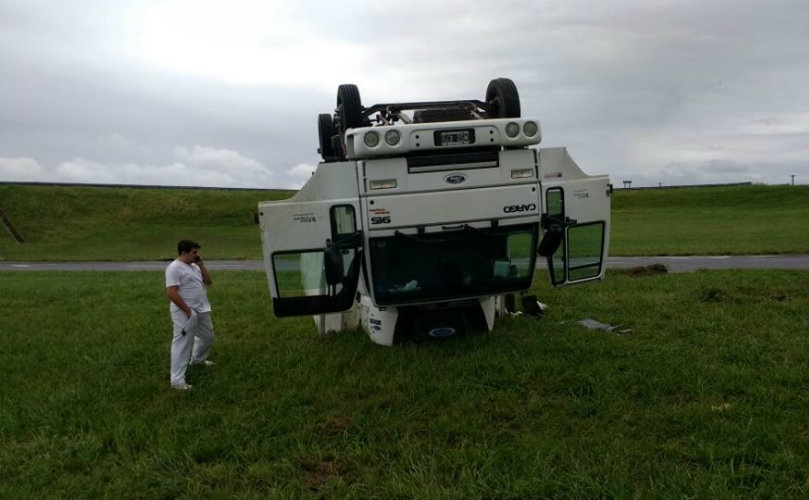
[178,240,201,255]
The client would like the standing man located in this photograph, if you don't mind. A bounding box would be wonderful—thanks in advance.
[166,240,215,390]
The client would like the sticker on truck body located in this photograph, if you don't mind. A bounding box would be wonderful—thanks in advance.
[370,207,391,225]
[293,212,317,223]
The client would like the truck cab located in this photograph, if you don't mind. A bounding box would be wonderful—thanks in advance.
[258,79,610,345]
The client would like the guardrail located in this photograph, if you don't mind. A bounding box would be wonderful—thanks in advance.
[0,181,290,192]
[618,182,753,190]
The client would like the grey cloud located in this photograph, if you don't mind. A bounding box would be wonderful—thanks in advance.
[0,0,806,189]
[4,147,310,189]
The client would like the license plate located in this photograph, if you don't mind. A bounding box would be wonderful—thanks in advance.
[434,129,475,147]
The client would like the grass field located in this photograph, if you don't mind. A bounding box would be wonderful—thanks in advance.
[1,269,806,499]
[0,185,293,261]
[1,183,807,261]
[610,185,809,256]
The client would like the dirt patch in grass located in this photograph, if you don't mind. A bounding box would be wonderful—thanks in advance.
[701,287,725,302]
[698,287,790,304]
[626,263,669,276]
[297,455,345,489]
[318,416,352,435]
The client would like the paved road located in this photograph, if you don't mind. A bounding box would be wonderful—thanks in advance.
[606,255,809,272]
[1,255,808,272]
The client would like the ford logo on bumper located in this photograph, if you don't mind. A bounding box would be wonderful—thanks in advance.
[444,173,468,185]
[428,327,456,338]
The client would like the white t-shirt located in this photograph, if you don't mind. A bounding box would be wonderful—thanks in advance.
[165,259,212,313]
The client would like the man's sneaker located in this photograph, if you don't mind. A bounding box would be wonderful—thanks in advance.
[192,359,215,367]
[171,382,193,390]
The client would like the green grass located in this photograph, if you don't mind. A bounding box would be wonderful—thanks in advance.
[0,185,293,261]
[610,184,809,255]
[1,183,807,261]
[1,269,806,499]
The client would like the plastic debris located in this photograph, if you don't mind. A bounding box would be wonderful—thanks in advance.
[522,297,548,317]
[577,318,632,334]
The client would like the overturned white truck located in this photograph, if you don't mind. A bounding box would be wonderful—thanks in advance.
[258,78,611,345]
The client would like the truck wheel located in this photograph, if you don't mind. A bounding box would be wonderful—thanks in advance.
[486,78,521,118]
[318,113,337,161]
[336,84,363,133]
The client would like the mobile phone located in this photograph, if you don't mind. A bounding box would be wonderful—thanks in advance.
[194,255,201,262]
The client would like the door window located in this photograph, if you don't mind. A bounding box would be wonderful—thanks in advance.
[567,222,604,281]
[546,187,564,220]
[330,205,356,239]
[273,248,358,299]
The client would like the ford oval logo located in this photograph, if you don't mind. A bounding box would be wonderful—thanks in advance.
[428,327,456,338]
[444,173,468,185]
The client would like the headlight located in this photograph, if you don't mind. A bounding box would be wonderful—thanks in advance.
[363,131,380,147]
[523,121,539,137]
[505,122,520,138]
[384,129,401,146]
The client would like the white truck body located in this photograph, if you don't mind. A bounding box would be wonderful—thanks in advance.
[258,85,610,345]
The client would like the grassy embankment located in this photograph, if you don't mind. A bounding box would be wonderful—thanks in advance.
[0,185,293,261]
[0,183,807,261]
[610,184,809,255]
[0,269,806,499]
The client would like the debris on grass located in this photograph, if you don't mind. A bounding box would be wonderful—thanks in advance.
[626,263,668,276]
[701,287,725,302]
[577,318,633,335]
[711,402,732,412]
[506,296,548,318]
[521,295,548,317]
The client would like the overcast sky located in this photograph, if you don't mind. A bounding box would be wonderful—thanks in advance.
[1,0,807,189]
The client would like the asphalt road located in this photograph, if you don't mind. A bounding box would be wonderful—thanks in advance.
[1,255,808,272]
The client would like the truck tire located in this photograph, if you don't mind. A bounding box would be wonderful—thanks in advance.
[337,84,363,133]
[486,78,521,118]
[318,113,338,161]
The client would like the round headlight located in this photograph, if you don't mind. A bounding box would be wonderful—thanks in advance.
[363,131,380,147]
[523,121,539,137]
[384,129,401,146]
[505,122,520,138]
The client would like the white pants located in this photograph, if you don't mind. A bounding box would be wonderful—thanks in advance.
[170,310,214,386]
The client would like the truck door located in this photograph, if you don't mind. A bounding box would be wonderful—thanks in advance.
[537,148,611,286]
[258,199,363,317]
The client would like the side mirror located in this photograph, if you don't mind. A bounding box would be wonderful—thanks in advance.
[324,231,362,290]
[537,227,563,257]
[324,247,344,287]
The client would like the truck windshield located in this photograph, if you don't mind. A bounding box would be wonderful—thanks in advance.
[369,224,537,305]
